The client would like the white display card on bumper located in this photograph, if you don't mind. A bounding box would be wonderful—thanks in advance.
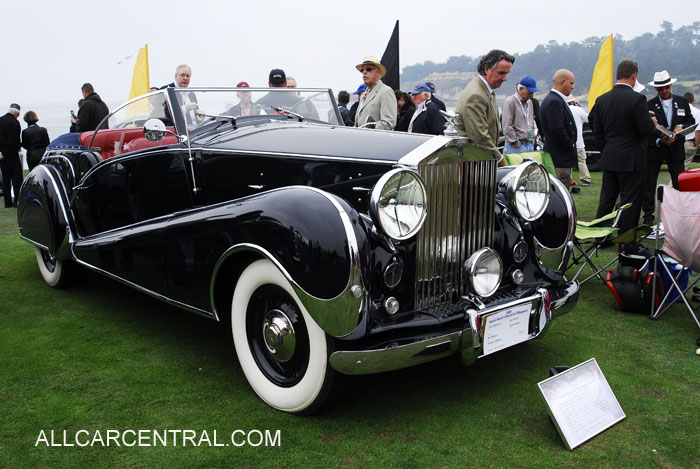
[482,303,531,355]
[537,358,626,450]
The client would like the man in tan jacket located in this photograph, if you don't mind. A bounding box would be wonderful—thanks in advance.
[354,56,397,130]
[455,49,515,164]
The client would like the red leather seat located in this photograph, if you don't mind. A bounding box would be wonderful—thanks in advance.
[79,128,178,159]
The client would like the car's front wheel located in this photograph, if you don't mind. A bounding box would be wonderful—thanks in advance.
[35,247,79,288]
[231,259,335,414]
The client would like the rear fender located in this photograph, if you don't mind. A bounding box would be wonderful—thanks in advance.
[17,165,74,258]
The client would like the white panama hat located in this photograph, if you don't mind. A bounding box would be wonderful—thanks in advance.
[648,70,677,88]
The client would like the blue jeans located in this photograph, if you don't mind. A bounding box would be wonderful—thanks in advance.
[504,141,534,154]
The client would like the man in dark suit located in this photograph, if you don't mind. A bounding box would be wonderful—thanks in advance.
[539,69,577,190]
[0,103,22,208]
[590,60,656,234]
[641,70,695,225]
[161,64,198,124]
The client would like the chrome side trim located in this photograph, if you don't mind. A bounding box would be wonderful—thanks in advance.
[70,248,214,319]
[18,235,49,252]
[329,332,461,375]
[204,147,398,165]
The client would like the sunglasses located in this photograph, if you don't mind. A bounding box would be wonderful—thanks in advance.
[657,85,671,90]
[360,66,376,73]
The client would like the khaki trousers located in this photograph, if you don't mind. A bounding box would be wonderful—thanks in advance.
[577,147,591,183]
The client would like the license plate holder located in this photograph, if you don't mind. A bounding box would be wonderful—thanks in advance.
[482,302,533,355]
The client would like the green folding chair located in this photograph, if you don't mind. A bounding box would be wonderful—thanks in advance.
[568,203,633,285]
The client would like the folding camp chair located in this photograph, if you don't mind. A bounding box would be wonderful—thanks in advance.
[568,203,632,285]
[650,185,700,332]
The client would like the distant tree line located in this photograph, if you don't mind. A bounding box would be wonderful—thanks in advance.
[401,21,700,97]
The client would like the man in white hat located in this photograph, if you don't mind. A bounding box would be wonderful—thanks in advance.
[641,70,695,225]
[354,56,396,130]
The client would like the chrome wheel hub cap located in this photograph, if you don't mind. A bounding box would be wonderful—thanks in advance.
[262,309,296,362]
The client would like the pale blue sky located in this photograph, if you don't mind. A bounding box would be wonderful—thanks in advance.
[2,0,696,107]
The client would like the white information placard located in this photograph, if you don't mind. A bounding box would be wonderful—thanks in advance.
[482,303,531,355]
[537,358,626,450]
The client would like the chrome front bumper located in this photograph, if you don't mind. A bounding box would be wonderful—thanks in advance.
[329,281,579,375]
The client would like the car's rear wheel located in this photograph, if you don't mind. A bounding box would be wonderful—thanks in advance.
[35,247,79,288]
[231,259,334,414]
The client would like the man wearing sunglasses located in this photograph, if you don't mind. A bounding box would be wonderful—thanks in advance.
[354,56,397,130]
[642,70,695,225]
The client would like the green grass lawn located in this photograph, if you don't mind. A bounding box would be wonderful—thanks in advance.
[1,168,699,468]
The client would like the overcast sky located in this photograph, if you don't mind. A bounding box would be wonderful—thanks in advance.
[2,0,697,108]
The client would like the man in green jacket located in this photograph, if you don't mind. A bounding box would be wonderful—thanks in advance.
[455,49,515,165]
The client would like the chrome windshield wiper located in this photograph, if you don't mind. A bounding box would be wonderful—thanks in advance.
[270,106,304,122]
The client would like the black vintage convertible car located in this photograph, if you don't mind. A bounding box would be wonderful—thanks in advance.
[18,87,578,414]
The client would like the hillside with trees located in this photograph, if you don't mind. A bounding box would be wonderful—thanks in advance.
[401,21,700,108]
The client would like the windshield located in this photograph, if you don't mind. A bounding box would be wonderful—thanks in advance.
[172,88,341,130]
[108,91,172,130]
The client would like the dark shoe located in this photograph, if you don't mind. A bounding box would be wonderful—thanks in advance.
[581,180,593,187]
[571,186,581,194]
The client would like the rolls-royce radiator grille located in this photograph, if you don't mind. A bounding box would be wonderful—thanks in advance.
[415,159,497,309]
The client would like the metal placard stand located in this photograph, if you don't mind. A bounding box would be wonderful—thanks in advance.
[537,358,626,450]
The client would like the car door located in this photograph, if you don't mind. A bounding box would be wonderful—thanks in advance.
[71,149,193,293]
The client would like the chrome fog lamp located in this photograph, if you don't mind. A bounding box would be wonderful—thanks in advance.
[370,168,427,241]
[511,269,525,285]
[500,161,550,221]
[465,248,503,297]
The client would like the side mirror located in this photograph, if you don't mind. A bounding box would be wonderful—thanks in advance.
[143,118,167,142]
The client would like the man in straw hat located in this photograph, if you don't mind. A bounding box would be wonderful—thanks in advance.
[641,70,695,225]
[354,56,396,130]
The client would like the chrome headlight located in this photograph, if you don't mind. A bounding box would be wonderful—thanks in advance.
[465,248,503,297]
[370,168,427,241]
[501,161,550,221]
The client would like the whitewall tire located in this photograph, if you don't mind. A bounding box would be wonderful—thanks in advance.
[35,247,78,289]
[231,259,334,414]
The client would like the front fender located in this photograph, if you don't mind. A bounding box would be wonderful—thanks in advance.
[210,186,369,337]
[17,165,73,257]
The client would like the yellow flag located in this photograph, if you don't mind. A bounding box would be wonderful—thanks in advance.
[126,44,150,117]
[588,35,613,110]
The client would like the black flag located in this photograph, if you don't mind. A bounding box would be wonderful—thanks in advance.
[381,20,399,91]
